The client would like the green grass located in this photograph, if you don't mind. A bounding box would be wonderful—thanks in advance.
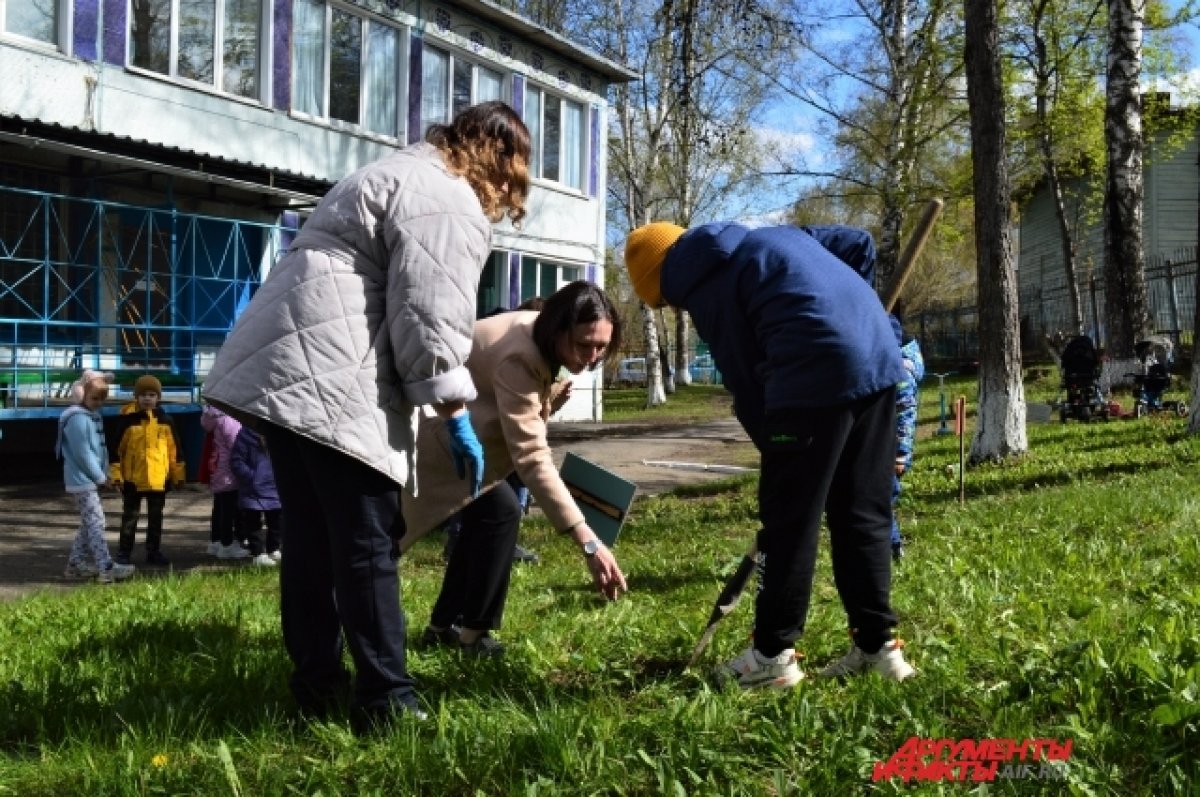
[603,383,736,423]
[1,376,1198,795]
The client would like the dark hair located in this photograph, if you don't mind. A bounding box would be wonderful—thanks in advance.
[533,281,623,372]
[426,101,532,226]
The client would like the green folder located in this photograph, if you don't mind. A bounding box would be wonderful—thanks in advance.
[559,451,637,546]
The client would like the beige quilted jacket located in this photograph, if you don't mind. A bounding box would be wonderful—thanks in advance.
[202,143,490,490]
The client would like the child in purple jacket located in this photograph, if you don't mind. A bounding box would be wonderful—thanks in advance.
[231,426,282,566]
[200,404,249,560]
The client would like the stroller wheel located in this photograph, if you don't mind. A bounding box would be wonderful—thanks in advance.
[1177,402,1189,418]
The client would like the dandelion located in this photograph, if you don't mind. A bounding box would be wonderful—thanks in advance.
[151,753,169,768]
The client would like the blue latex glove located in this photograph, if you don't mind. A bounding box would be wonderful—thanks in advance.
[445,411,484,497]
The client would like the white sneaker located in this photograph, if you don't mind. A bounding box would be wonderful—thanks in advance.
[216,543,251,560]
[251,553,276,567]
[97,562,135,584]
[716,646,804,690]
[64,561,100,579]
[206,541,221,556]
[269,549,282,562]
[819,639,915,681]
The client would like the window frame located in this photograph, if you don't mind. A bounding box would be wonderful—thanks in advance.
[291,0,409,141]
[0,0,71,51]
[419,41,507,137]
[126,0,270,103]
[523,82,588,193]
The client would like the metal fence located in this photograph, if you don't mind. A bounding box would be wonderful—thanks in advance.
[0,186,296,415]
[910,248,1197,364]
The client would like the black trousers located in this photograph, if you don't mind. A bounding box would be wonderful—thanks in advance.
[261,423,416,715]
[755,386,898,657]
[430,480,522,631]
[241,507,282,556]
[118,488,166,554]
[210,489,240,546]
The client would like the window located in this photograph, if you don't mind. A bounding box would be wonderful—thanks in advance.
[420,43,504,134]
[292,0,405,138]
[129,0,265,100]
[520,256,581,304]
[2,0,61,45]
[524,85,586,191]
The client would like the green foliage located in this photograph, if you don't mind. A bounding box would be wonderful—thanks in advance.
[2,382,1199,794]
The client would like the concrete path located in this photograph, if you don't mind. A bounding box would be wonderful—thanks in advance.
[0,418,755,602]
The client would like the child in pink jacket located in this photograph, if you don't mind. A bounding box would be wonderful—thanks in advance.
[200,404,249,560]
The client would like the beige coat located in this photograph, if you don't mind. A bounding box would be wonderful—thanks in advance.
[202,143,489,489]
[400,311,584,546]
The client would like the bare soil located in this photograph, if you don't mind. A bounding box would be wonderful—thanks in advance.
[0,418,754,603]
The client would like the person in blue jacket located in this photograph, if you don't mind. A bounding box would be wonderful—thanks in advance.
[624,221,916,688]
[890,313,925,561]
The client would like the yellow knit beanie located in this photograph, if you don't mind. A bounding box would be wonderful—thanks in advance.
[134,374,162,396]
[625,222,686,307]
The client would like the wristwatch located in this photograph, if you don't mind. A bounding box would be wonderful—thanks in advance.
[582,538,602,557]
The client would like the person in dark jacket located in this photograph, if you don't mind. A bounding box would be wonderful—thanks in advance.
[230,426,282,567]
[624,221,915,689]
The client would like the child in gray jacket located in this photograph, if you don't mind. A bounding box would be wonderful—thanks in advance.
[57,370,135,584]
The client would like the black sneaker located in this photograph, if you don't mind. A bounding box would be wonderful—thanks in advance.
[114,551,132,566]
[349,701,428,735]
[145,550,171,567]
[459,634,505,657]
[512,544,540,564]
[891,542,905,562]
[420,626,461,648]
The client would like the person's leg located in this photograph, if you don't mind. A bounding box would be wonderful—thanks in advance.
[434,482,521,642]
[262,424,350,715]
[263,508,282,555]
[890,474,903,550]
[265,423,417,719]
[213,491,241,548]
[78,490,113,569]
[242,508,265,556]
[753,407,850,657]
[117,486,141,560]
[825,387,899,654]
[144,491,166,556]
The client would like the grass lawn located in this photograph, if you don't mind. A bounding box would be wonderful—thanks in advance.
[1,376,1197,794]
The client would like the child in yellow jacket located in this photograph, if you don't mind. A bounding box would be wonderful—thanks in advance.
[109,375,185,566]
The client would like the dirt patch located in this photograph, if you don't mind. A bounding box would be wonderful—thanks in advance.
[0,419,755,603]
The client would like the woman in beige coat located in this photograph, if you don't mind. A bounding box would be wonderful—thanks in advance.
[398,281,628,654]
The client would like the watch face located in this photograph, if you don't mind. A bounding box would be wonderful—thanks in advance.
[584,539,600,555]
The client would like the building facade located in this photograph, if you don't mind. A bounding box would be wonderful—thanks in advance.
[0,0,635,467]
[1016,120,1198,351]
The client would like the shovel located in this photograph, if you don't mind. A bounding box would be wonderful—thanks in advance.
[686,542,759,668]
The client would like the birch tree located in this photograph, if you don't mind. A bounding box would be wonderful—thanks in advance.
[1008,0,1107,337]
[964,0,1027,462]
[1103,0,1152,359]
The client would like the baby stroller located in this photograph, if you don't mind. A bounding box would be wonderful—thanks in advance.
[1057,335,1110,423]
[1128,336,1189,418]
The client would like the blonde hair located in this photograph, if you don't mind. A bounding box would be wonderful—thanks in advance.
[426,101,531,226]
[69,369,114,403]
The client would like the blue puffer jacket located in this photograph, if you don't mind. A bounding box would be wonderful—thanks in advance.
[660,223,906,445]
[57,405,109,493]
[230,427,280,512]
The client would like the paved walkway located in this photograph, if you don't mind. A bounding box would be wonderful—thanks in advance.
[0,418,755,602]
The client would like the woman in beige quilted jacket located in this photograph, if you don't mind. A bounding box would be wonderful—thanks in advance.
[202,101,530,732]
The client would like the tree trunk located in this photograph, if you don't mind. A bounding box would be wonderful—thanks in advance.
[674,310,692,386]
[1103,0,1152,358]
[641,303,667,407]
[964,0,1027,463]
